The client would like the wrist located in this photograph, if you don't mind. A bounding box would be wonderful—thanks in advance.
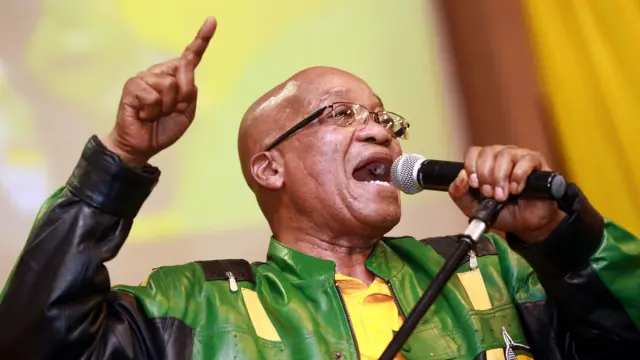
[69,136,160,219]
[514,208,567,243]
[100,133,148,168]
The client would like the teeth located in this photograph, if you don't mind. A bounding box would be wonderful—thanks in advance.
[367,180,391,186]
[372,164,386,176]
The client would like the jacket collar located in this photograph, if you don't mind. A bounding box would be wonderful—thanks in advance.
[266,237,406,282]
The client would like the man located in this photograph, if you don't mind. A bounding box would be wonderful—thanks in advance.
[0,17,638,360]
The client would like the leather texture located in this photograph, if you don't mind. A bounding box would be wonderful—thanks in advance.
[1,136,639,359]
[196,259,256,284]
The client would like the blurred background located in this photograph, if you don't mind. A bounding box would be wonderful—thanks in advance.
[1,0,638,287]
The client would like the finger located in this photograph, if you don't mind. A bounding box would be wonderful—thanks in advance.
[147,59,180,75]
[123,78,162,121]
[510,152,544,194]
[138,73,179,114]
[449,169,470,198]
[476,145,509,197]
[181,16,217,70]
[147,58,196,103]
[176,59,197,102]
[463,146,482,188]
[492,147,522,201]
[449,169,477,216]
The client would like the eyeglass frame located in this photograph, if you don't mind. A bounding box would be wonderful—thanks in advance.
[264,102,410,151]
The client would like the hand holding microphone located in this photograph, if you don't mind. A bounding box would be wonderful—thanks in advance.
[391,153,567,200]
[392,146,567,243]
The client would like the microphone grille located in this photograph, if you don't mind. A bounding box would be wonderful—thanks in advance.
[391,153,425,194]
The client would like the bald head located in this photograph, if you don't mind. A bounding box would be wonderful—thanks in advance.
[237,66,371,190]
[236,65,402,241]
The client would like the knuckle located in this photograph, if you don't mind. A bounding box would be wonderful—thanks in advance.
[148,59,179,74]
[161,75,178,89]
[476,167,492,182]
[496,147,513,159]
[512,164,530,177]
[183,84,198,98]
[511,171,528,182]
[476,146,493,162]
[467,146,482,155]
[464,146,481,164]
[490,144,512,155]
[125,76,141,88]
[147,92,162,105]
[521,152,540,163]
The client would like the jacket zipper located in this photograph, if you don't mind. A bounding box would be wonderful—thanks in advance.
[335,282,361,359]
[385,282,407,321]
[369,268,407,321]
[220,260,238,292]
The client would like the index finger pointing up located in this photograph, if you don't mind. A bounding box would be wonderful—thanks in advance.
[181,16,217,70]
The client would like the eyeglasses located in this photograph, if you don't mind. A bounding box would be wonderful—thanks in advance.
[265,102,410,151]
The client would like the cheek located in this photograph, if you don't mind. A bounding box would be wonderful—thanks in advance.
[308,129,352,173]
[284,128,353,195]
[391,140,403,157]
[304,151,347,187]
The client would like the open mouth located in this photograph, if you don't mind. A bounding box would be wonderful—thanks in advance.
[352,157,393,186]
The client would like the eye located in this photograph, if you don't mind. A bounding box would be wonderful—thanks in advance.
[377,113,395,129]
[335,109,352,118]
[328,104,357,126]
[377,112,409,138]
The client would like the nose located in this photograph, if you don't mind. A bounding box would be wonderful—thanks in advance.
[354,117,392,146]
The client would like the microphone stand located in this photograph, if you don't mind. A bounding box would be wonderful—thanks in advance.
[379,198,505,360]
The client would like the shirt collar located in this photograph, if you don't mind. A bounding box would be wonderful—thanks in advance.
[265,236,407,282]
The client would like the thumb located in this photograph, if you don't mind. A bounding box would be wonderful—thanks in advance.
[449,169,477,216]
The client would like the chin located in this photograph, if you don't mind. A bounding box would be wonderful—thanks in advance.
[343,178,402,236]
[357,204,402,237]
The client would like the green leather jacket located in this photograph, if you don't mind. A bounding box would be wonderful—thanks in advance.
[1,136,639,359]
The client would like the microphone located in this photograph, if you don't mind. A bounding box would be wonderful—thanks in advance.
[391,153,567,200]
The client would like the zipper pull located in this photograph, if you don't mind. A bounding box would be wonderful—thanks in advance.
[226,271,238,292]
[468,250,478,270]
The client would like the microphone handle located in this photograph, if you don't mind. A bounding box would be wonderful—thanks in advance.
[416,160,567,201]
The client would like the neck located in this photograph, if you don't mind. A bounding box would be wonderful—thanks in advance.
[275,226,379,286]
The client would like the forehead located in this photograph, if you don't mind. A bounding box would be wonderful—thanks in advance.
[307,74,382,111]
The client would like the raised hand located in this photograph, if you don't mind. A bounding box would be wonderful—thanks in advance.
[448,145,566,242]
[102,17,217,167]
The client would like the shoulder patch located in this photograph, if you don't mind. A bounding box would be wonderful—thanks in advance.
[195,259,256,285]
[420,235,498,261]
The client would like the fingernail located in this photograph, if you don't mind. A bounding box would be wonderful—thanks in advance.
[510,182,519,194]
[495,186,505,201]
[470,174,479,188]
[481,184,493,197]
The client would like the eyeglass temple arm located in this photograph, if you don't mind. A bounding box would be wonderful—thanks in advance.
[264,106,328,151]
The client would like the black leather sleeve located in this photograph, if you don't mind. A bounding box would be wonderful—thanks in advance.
[507,184,640,359]
[0,136,165,360]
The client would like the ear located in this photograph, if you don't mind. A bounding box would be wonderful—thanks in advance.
[250,152,284,190]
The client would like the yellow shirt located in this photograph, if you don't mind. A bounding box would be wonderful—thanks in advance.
[335,274,406,360]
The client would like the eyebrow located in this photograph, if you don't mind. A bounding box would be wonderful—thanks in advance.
[314,89,385,110]
[309,88,349,109]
